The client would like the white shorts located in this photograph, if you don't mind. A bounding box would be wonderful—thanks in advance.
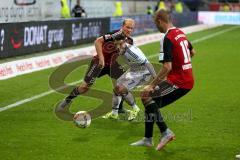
[117,69,151,90]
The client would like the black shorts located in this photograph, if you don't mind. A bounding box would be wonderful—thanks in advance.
[84,58,125,85]
[150,81,191,108]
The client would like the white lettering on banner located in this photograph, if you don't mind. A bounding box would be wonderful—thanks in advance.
[0,29,5,51]
[82,26,88,39]
[48,29,64,48]
[72,23,82,44]
[88,22,101,38]
[24,25,48,47]
[24,26,64,48]
[72,22,101,43]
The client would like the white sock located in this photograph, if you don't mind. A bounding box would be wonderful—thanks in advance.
[112,94,122,115]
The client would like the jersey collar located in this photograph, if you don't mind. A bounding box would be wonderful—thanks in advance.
[166,27,176,34]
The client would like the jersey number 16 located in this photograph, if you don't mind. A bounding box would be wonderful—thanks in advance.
[180,40,191,64]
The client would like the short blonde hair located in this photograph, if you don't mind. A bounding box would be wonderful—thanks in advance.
[154,10,171,24]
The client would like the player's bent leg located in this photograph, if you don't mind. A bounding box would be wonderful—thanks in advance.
[116,85,140,121]
[57,81,91,112]
[118,100,126,113]
[135,91,174,150]
[102,86,122,120]
[102,92,120,120]
[131,99,156,147]
[109,62,126,113]
[77,81,91,94]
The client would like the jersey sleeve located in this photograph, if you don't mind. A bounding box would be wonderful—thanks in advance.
[103,30,125,42]
[144,61,156,78]
[163,37,173,62]
[126,45,147,64]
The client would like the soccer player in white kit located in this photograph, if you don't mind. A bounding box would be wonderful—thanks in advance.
[103,41,156,121]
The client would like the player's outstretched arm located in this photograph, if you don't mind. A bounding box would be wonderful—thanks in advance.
[151,62,172,87]
[94,37,105,68]
[144,62,157,78]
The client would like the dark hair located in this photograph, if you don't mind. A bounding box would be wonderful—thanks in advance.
[154,10,171,23]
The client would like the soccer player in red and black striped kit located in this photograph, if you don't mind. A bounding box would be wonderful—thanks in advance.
[58,19,135,113]
[131,10,196,151]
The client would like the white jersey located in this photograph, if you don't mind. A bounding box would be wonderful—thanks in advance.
[122,44,149,72]
[117,44,156,90]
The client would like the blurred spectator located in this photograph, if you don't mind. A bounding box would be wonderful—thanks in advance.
[222,2,232,12]
[147,5,154,15]
[61,0,71,18]
[166,0,174,12]
[72,0,87,17]
[156,0,167,11]
[174,0,183,13]
[113,1,123,17]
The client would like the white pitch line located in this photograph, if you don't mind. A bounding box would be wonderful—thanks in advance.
[0,80,83,112]
[0,26,238,112]
[191,25,239,44]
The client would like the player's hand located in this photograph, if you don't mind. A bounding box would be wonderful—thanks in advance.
[141,85,155,97]
[98,59,105,69]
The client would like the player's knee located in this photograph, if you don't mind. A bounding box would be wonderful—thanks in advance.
[78,82,90,93]
[114,85,127,96]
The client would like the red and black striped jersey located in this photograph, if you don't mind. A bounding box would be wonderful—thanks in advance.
[94,30,133,66]
[160,27,194,89]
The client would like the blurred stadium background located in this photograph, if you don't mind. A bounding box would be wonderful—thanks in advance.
[0,0,240,160]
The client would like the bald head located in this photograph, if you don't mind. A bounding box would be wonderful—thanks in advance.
[122,18,135,26]
[121,18,135,37]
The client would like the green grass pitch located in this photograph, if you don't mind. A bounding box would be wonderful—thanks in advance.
[0,25,240,160]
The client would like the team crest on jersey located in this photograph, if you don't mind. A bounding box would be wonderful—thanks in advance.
[103,42,117,54]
